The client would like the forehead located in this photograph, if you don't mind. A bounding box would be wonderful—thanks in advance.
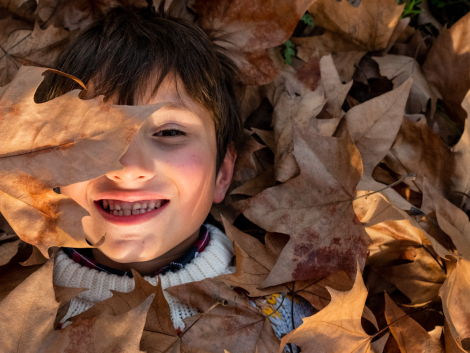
[139,73,212,122]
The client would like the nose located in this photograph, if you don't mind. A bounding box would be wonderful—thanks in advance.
[105,134,155,183]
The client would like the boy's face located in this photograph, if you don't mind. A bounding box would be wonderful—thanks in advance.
[61,75,235,263]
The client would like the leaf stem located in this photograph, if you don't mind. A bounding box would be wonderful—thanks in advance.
[352,174,416,201]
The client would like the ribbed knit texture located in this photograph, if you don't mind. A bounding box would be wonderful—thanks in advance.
[53,224,235,330]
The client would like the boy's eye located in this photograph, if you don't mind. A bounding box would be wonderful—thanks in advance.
[154,129,186,137]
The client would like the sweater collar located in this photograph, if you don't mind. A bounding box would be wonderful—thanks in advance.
[62,224,210,278]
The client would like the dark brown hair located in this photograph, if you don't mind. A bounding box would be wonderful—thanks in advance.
[36,5,242,173]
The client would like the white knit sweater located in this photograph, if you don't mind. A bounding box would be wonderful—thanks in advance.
[53,224,314,344]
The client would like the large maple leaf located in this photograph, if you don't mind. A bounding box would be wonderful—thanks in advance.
[452,90,470,207]
[292,0,405,69]
[190,0,315,85]
[236,119,370,287]
[0,66,164,257]
[217,216,353,311]
[308,0,405,52]
[0,259,58,353]
[71,270,179,353]
[422,11,470,127]
[35,0,148,31]
[166,278,280,353]
[384,293,443,353]
[422,180,470,350]
[270,54,350,183]
[0,18,71,86]
[40,295,153,352]
[383,114,454,200]
[354,192,447,305]
[279,266,387,353]
[347,77,413,210]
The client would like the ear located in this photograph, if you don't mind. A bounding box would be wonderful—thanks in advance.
[213,142,237,203]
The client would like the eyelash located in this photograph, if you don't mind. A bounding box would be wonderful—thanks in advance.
[154,129,186,137]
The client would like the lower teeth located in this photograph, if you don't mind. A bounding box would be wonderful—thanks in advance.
[103,200,167,216]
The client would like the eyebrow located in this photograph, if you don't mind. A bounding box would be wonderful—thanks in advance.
[159,102,200,118]
[162,102,194,113]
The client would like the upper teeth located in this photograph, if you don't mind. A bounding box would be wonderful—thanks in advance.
[102,199,165,215]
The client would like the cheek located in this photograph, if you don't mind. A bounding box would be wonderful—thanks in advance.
[60,181,90,211]
[170,146,216,204]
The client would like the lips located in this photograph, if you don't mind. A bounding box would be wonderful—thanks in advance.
[94,198,169,226]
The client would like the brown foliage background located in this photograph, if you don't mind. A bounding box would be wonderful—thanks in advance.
[1,0,470,352]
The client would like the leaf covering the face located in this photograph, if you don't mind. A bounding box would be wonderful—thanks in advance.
[0,66,165,257]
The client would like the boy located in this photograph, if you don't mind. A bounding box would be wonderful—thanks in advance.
[40,5,313,344]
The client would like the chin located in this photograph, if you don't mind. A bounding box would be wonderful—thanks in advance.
[99,241,155,263]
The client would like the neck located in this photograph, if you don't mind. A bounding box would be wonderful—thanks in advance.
[91,228,200,276]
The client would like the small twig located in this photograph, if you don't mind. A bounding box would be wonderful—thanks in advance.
[288,283,295,353]
[290,283,295,332]
[352,173,416,201]
[264,295,287,320]
[372,305,429,338]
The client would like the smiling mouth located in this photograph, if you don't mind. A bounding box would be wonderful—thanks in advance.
[99,199,169,216]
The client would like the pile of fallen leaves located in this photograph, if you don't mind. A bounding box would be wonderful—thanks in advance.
[1,0,470,352]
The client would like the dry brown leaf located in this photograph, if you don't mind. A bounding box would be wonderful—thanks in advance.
[383,114,454,199]
[292,34,366,81]
[279,265,375,353]
[71,269,178,352]
[384,293,443,353]
[231,166,275,197]
[39,294,153,353]
[331,51,368,83]
[373,55,440,116]
[0,238,20,266]
[422,12,470,127]
[53,285,88,306]
[0,20,71,86]
[271,53,351,182]
[217,216,353,310]
[0,259,59,353]
[251,128,275,153]
[271,53,325,182]
[379,247,445,305]
[20,244,47,266]
[371,332,391,353]
[166,278,280,353]
[354,192,447,304]
[354,191,449,259]
[444,320,467,353]
[236,119,369,287]
[216,216,288,297]
[35,0,147,31]
[347,77,413,209]
[422,181,470,349]
[381,17,411,55]
[294,0,404,82]
[439,258,470,351]
[0,0,36,22]
[321,54,353,120]
[308,0,405,52]
[0,66,164,257]
[232,129,266,184]
[191,0,314,85]
[452,90,470,205]
[0,260,43,302]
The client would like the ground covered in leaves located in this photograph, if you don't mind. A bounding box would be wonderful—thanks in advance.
[1,0,470,352]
